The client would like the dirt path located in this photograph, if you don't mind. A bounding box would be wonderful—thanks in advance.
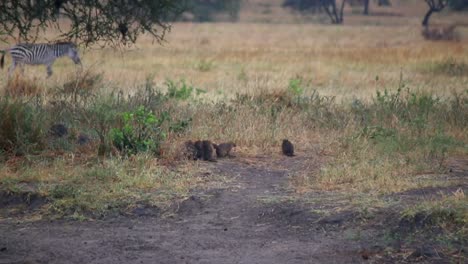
[0,154,369,264]
[1,155,466,264]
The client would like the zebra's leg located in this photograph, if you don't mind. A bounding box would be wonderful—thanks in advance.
[8,61,16,77]
[46,64,53,78]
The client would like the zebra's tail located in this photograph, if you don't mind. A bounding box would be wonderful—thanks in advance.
[0,50,5,69]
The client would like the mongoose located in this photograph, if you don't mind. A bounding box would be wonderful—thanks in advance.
[201,140,217,162]
[77,133,90,145]
[282,139,295,157]
[189,140,216,161]
[183,140,198,160]
[49,123,68,138]
[194,140,204,160]
[214,142,236,158]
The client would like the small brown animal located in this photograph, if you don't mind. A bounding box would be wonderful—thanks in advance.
[49,123,68,138]
[201,140,216,162]
[190,140,204,160]
[282,139,295,157]
[214,142,236,158]
[186,140,217,162]
[183,140,198,160]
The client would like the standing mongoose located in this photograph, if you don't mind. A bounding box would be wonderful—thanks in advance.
[282,139,295,157]
[214,142,236,158]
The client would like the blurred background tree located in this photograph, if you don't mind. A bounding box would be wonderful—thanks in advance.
[448,0,468,10]
[423,0,468,26]
[179,0,242,22]
[282,0,346,24]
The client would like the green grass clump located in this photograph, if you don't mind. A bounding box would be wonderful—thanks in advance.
[295,87,467,194]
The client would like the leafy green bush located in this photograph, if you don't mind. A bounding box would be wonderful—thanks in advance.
[110,106,167,155]
[288,77,305,97]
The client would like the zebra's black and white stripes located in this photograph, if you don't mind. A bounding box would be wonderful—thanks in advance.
[0,42,81,77]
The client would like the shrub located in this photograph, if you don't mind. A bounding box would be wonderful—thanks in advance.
[110,106,167,155]
[288,77,305,97]
[0,98,46,156]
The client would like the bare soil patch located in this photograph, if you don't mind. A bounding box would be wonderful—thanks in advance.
[0,154,466,264]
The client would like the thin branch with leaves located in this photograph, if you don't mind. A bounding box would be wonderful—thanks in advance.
[0,0,186,46]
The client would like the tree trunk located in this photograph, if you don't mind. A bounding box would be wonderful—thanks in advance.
[322,0,346,24]
[422,8,434,27]
[338,0,346,23]
[332,2,339,23]
[363,0,370,15]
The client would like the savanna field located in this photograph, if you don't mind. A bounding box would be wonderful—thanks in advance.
[0,1,467,263]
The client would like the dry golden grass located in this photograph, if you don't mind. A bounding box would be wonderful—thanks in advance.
[2,74,45,98]
[2,21,466,101]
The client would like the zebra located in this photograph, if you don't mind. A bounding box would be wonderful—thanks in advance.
[0,42,81,77]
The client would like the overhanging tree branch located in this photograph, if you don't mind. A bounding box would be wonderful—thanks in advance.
[0,0,186,46]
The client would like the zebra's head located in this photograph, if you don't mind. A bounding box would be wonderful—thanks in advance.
[64,43,81,65]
